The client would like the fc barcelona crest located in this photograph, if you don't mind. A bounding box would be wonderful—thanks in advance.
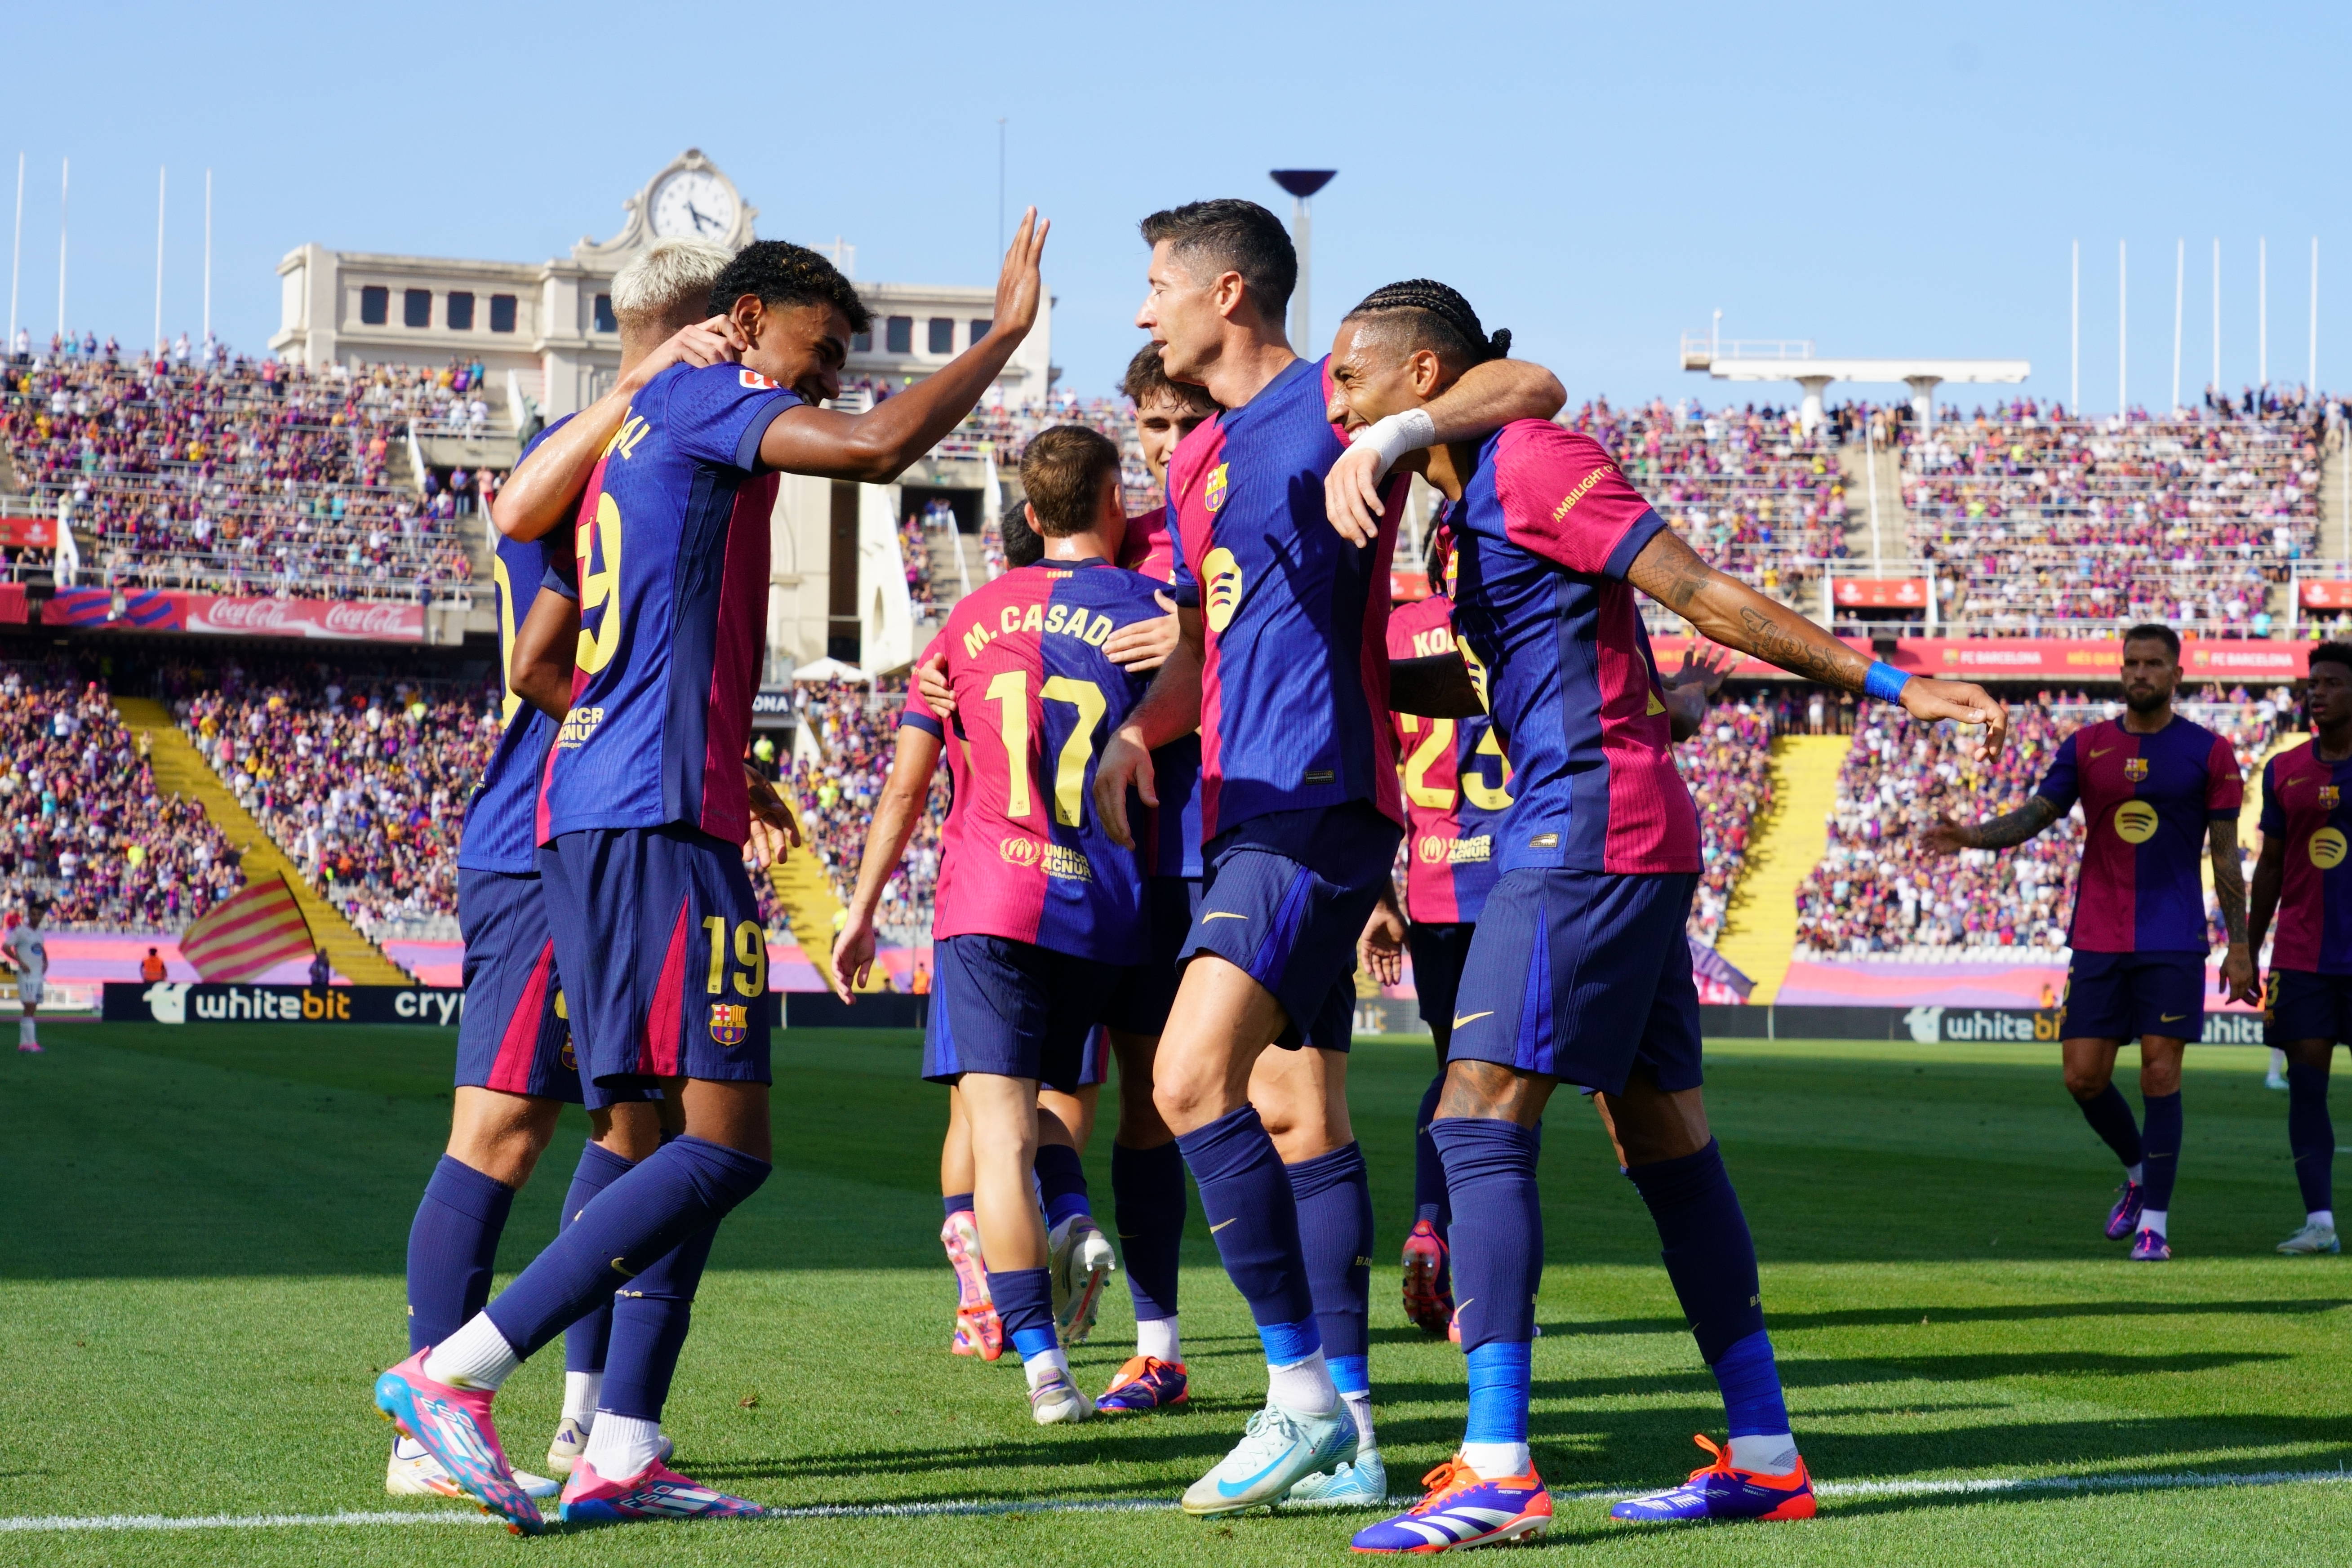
[1203,462,1229,513]
[2322,785,2342,809]
[2122,757,2149,782]
[708,1002,749,1047]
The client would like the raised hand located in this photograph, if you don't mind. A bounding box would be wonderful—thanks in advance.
[989,208,1051,344]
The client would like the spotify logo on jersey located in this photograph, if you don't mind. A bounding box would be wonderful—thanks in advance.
[2311,827,2348,870]
[2112,801,2161,844]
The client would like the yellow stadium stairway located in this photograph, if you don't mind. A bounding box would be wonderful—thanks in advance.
[1715,732,1855,1004]
[763,815,889,995]
[112,697,413,984]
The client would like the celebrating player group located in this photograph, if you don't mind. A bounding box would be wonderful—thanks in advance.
[385,189,2352,1552]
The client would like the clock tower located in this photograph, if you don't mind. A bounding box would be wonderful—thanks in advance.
[573,149,757,262]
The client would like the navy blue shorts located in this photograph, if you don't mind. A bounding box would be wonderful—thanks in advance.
[1446,869,1703,1096]
[456,868,592,1106]
[924,934,1125,1091]
[2269,969,2352,1045]
[538,825,772,1097]
[1073,1025,1112,1088]
[1408,921,1477,1038]
[1185,803,1402,1053]
[2061,951,2204,1042]
[1099,876,1201,1037]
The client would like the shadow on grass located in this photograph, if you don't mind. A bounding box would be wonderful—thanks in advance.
[1542,1297,2352,1339]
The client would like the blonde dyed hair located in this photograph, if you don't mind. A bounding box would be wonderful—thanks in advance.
[610,239,733,328]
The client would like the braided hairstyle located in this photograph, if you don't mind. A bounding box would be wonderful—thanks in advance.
[1342,279,1511,367]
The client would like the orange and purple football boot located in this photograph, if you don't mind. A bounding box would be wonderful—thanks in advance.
[1351,1456,1552,1552]
[1094,1355,1188,1415]
[1608,1434,1815,1524]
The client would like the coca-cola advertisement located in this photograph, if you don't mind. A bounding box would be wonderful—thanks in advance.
[45,587,425,643]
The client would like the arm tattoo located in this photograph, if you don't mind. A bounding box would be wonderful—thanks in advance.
[2211,825,2249,944]
[1735,605,1848,684]
[1961,795,2059,850]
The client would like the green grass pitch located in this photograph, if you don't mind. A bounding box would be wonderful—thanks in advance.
[3,1022,2349,1565]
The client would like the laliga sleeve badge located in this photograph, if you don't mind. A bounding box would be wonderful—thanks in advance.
[738,368,780,390]
[709,1001,750,1047]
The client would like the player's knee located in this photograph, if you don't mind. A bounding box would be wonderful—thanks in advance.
[595,1101,666,1161]
[2061,1062,2109,1099]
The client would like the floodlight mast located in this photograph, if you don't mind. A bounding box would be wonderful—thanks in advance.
[1270,169,1336,355]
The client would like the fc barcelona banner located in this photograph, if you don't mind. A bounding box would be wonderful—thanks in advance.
[45,587,426,642]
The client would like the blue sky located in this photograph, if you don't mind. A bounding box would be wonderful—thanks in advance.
[4,3,2348,410]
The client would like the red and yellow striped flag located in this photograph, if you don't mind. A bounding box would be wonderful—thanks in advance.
[179,871,316,982]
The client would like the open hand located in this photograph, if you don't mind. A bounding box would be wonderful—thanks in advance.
[1901,676,2010,760]
[1103,592,1180,671]
[988,208,1051,344]
[1358,896,1407,986]
[1324,442,1390,548]
[1090,728,1158,849]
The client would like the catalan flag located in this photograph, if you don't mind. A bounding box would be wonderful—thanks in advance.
[178,871,316,982]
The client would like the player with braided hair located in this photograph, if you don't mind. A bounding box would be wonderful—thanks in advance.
[1327,280,2006,1551]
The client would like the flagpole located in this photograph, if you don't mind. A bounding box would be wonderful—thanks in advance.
[55,157,67,342]
[153,167,166,358]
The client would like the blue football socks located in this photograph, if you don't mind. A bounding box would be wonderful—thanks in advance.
[1033,1143,1092,1231]
[598,1218,719,1421]
[1287,1142,1373,1368]
[2140,1091,2183,1214]
[1464,1340,1531,1446]
[484,1135,769,1360]
[559,1141,636,1378]
[1175,1105,1319,1363]
[1625,1139,1767,1364]
[405,1155,516,1353]
[943,1190,975,1217]
[989,1266,1059,1360]
[2287,1063,2334,1215]
[2076,1084,2146,1171]
[1112,1139,1185,1325]
[1711,1329,1792,1438]
[1431,1118,1543,1352]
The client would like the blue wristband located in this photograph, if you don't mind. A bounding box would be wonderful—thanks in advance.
[1863,661,1911,702]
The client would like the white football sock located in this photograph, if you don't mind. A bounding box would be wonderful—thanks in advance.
[1266,1348,1338,1417]
[1022,1345,1071,1391]
[582,1411,665,1479]
[1728,1433,1800,1475]
[1137,1316,1181,1364]
[562,1371,603,1425]
[1341,1389,1376,1453]
[2126,1162,2144,1185]
[2312,1209,2336,1230]
[1460,1441,1530,1479]
[2141,1208,2168,1237]
[422,1314,520,1392]
[18,1019,32,1045]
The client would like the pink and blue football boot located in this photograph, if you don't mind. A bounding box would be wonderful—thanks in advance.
[1094,1355,1188,1415]
[373,1348,542,1534]
[558,1456,766,1524]
[1351,1457,1552,1553]
[1609,1435,1816,1524]
[2104,1180,2146,1241]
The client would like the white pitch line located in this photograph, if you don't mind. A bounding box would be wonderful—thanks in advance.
[6,1468,2348,1532]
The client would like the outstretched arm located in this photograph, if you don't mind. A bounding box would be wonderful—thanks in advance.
[828,726,943,1000]
[2211,819,2258,1003]
[1627,527,2009,756]
[1328,358,1568,540]
[1921,796,2061,855]
[760,211,1049,484]
[492,316,743,541]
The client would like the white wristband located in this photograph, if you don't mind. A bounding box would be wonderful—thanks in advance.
[1356,408,1439,479]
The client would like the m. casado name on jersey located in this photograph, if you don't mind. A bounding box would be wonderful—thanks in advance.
[962,600,1122,658]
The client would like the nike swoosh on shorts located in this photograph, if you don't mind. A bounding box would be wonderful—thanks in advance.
[1453,1011,1494,1028]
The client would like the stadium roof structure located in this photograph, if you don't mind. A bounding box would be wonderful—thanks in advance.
[1687,350,2029,432]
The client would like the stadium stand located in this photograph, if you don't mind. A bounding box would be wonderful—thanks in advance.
[1792,688,2288,958]
[1679,698,1781,942]
[178,675,495,940]
[0,347,482,603]
[1904,399,2325,639]
[0,663,240,931]
[775,680,945,950]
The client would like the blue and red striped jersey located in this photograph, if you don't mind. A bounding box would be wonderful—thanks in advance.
[1165,355,1407,841]
[1387,593,1507,924]
[460,418,570,874]
[901,558,1163,962]
[2262,740,2352,973]
[2035,716,2240,953]
[538,363,797,846]
[1117,506,1202,877]
[1448,420,1698,875]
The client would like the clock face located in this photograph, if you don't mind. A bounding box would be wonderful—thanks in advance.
[649,170,736,241]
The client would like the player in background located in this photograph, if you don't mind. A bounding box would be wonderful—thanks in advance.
[6,899,44,1053]
[375,215,1050,1531]
[391,240,738,1502]
[2246,642,2352,1255]
[1319,281,2005,1551]
[833,426,1165,1422]
[1925,626,2256,1262]
[1092,202,1567,1516]
[913,345,1211,1409]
